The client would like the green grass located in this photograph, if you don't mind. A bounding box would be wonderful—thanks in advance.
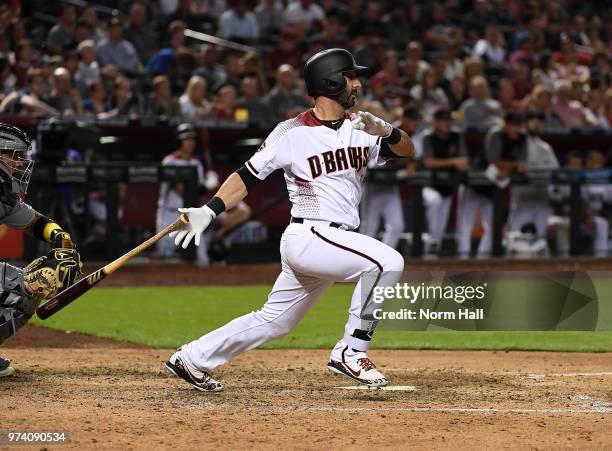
[30,285,612,352]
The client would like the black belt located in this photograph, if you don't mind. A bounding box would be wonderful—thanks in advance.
[290,217,351,230]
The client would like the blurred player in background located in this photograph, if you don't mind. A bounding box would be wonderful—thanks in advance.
[508,111,559,240]
[0,123,81,377]
[421,109,468,256]
[548,150,611,256]
[360,108,423,249]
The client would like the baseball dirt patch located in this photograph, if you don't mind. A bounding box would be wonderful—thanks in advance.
[2,327,611,450]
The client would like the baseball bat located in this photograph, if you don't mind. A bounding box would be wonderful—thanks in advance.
[36,214,189,319]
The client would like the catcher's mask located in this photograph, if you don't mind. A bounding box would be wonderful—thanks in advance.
[0,123,34,195]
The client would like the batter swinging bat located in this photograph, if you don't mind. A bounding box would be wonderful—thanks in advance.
[36,215,189,319]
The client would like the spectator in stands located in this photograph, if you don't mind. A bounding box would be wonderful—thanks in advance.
[80,4,106,43]
[463,0,497,39]
[124,2,158,63]
[422,109,469,255]
[357,74,399,122]
[532,51,559,89]
[146,75,182,118]
[352,27,384,73]
[211,84,237,120]
[193,45,227,93]
[179,75,211,120]
[222,51,243,89]
[218,0,260,42]
[166,0,201,31]
[447,76,467,112]
[0,68,58,115]
[508,34,536,71]
[508,111,560,240]
[82,79,111,116]
[236,76,274,127]
[12,39,35,88]
[511,59,534,101]
[459,75,502,129]
[522,84,564,129]
[457,113,527,257]
[410,67,449,123]
[255,0,284,39]
[425,3,455,51]
[45,67,82,115]
[264,64,311,121]
[97,18,141,75]
[239,51,269,97]
[585,89,610,129]
[266,27,303,73]
[381,3,409,51]
[47,4,76,55]
[348,1,383,39]
[405,41,430,82]
[0,55,16,101]
[551,79,594,128]
[284,0,325,33]
[498,78,519,113]
[74,40,100,97]
[107,75,141,117]
[602,89,612,128]
[474,25,505,68]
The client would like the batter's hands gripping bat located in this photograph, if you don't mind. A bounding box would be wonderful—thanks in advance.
[36,215,189,319]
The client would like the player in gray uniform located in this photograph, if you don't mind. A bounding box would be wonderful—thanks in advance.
[0,123,81,377]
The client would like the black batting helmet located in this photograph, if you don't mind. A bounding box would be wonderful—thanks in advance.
[303,48,370,98]
[0,122,33,194]
[176,123,197,141]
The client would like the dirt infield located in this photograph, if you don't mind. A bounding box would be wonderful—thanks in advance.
[2,327,611,450]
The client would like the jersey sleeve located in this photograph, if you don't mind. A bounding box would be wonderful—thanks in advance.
[0,200,35,228]
[367,135,386,166]
[245,123,293,180]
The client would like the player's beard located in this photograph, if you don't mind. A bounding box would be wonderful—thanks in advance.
[336,88,358,110]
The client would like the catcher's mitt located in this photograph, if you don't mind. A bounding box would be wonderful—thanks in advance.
[23,248,83,300]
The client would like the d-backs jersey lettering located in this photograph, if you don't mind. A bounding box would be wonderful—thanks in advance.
[245,110,382,229]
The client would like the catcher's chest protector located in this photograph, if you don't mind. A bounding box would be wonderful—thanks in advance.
[0,262,35,343]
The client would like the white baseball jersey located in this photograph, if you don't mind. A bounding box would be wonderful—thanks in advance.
[158,153,205,210]
[245,110,383,229]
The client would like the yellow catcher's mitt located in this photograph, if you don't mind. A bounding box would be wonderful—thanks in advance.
[23,248,83,300]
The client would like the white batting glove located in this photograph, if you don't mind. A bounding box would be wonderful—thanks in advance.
[351,111,393,137]
[169,206,215,248]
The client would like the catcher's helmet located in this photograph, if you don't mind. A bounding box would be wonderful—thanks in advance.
[0,122,33,194]
[304,48,370,98]
[176,122,197,141]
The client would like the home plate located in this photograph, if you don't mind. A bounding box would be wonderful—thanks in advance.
[335,385,417,392]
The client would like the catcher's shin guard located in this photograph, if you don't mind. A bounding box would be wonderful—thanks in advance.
[0,262,36,344]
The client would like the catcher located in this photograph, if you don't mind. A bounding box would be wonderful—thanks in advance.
[0,123,81,377]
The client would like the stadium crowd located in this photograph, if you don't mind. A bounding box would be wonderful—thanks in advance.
[0,0,611,259]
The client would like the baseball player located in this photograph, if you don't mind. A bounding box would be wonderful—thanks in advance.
[359,108,423,249]
[156,123,209,264]
[422,109,468,255]
[0,123,82,377]
[165,48,414,391]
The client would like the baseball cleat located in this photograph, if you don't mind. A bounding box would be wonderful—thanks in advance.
[165,348,224,392]
[328,346,388,388]
[0,356,15,377]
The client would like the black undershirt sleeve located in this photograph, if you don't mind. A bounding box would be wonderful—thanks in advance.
[379,139,404,159]
[236,165,261,191]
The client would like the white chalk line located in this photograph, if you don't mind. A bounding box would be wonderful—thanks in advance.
[526,371,612,379]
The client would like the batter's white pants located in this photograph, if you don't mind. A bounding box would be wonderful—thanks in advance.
[457,186,493,256]
[360,184,405,249]
[182,220,405,372]
[508,199,552,237]
[156,207,211,265]
[423,187,453,247]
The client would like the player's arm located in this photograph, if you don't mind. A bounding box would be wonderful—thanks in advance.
[352,111,414,158]
[22,211,76,249]
[170,169,258,249]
